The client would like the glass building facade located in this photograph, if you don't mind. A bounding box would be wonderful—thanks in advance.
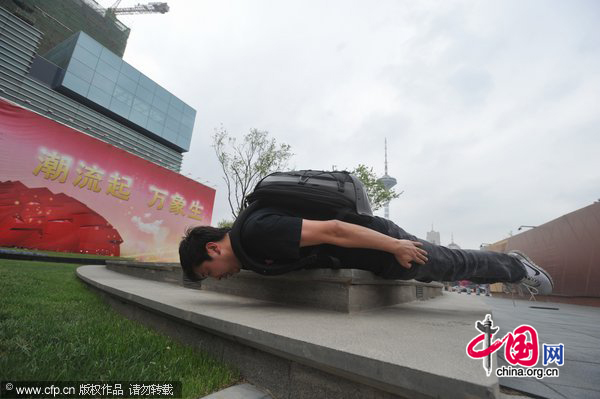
[44,31,195,151]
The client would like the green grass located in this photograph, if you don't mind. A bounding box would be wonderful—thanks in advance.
[0,247,133,261]
[0,259,240,398]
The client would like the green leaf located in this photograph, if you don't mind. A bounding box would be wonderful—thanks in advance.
[351,164,400,211]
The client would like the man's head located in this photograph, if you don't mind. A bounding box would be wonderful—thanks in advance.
[179,226,241,281]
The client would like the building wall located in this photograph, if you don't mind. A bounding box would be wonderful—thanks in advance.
[0,0,129,57]
[0,6,183,171]
[486,202,600,297]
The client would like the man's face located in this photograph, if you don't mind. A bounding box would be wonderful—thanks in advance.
[195,258,240,280]
[194,241,241,280]
[194,236,240,280]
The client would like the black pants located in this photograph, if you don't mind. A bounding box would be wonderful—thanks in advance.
[376,219,526,283]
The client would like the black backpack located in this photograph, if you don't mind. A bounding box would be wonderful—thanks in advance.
[229,170,373,275]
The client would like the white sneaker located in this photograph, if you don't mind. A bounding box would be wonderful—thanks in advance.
[508,250,554,296]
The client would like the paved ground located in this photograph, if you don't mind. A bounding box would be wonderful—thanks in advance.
[79,266,500,399]
[200,383,272,399]
[199,292,600,399]
[479,295,600,399]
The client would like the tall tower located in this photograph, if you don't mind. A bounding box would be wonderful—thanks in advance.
[377,138,397,219]
[426,224,440,245]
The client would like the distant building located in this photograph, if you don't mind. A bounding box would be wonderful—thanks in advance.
[0,0,130,56]
[426,224,440,245]
[447,234,461,250]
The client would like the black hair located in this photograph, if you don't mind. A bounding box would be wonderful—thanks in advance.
[179,226,230,281]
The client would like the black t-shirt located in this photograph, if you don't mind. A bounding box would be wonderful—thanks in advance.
[240,206,303,262]
[240,206,394,274]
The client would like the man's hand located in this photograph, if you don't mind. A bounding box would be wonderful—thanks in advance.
[393,240,428,269]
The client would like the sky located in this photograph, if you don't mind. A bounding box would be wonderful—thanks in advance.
[104,0,600,249]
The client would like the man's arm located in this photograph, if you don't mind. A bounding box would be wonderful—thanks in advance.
[300,219,428,269]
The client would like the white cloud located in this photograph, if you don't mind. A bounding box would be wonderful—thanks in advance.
[107,0,600,248]
[131,215,169,245]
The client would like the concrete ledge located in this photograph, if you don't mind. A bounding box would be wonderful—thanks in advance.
[201,269,443,312]
[77,265,500,399]
[106,261,443,312]
[106,260,182,285]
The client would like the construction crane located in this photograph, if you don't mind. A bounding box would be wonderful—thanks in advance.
[107,1,169,16]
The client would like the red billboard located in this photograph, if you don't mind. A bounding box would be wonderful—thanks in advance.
[0,98,215,261]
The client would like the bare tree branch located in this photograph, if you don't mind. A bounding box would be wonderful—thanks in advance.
[212,127,293,218]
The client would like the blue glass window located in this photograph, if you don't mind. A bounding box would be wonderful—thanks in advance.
[91,73,115,95]
[183,105,196,117]
[176,135,189,148]
[181,114,195,128]
[96,59,119,82]
[71,45,99,69]
[77,33,102,57]
[147,119,164,134]
[87,85,111,108]
[114,85,134,106]
[170,97,184,112]
[132,98,150,116]
[129,109,148,128]
[67,58,94,82]
[62,71,90,96]
[165,116,179,130]
[154,86,170,101]
[120,62,140,82]
[99,47,122,70]
[163,127,177,141]
[116,73,137,93]
[179,125,193,137]
[152,96,169,111]
[138,74,157,92]
[109,97,131,118]
[167,104,182,120]
[135,85,154,102]
[149,107,165,123]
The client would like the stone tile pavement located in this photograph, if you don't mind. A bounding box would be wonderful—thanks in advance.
[481,295,600,399]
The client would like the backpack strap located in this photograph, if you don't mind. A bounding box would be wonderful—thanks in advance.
[298,170,346,192]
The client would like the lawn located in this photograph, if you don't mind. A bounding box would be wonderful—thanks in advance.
[0,259,240,398]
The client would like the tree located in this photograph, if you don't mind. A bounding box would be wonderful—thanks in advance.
[351,164,401,211]
[217,219,234,229]
[213,126,293,218]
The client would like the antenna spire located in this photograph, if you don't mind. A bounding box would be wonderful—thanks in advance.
[384,138,388,175]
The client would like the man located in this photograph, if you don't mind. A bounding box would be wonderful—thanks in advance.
[179,206,553,295]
